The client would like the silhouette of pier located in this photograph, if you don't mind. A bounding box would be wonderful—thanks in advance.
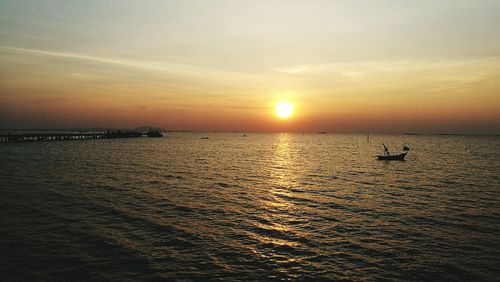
[0,130,162,143]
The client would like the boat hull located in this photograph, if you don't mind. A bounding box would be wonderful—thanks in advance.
[377,152,407,161]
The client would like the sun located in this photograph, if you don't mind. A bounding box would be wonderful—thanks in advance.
[275,101,294,119]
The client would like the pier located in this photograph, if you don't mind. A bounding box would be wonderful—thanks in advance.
[0,130,162,143]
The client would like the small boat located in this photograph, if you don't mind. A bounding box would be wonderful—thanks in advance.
[403,143,410,151]
[377,152,407,161]
[200,137,209,139]
[376,143,408,161]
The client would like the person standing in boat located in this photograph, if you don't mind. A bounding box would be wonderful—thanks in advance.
[383,143,391,156]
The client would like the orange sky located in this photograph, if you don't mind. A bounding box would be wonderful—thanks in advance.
[0,1,499,133]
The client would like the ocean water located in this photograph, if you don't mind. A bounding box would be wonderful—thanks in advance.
[1,133,499,281]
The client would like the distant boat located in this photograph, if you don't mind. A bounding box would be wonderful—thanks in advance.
[377,152,407,161]
[377,143,407,161]
[403,143,410,151]
[242,133,247,137]
[200,137,209,139]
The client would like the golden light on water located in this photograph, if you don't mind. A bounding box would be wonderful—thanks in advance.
[275,101,294,119]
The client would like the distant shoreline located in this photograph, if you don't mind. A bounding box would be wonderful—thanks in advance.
[0,128,498,137]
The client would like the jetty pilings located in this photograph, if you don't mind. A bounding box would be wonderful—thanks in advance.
[0,131,161,143]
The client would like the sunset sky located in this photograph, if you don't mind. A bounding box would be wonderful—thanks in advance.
[0,0,499,133]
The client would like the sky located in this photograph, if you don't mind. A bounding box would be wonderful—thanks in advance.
[0,0,499,133]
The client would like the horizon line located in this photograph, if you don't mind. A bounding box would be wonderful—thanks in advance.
[1,128,498,137]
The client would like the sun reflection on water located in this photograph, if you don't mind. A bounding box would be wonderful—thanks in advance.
[271,133,297,189]
[247,133,313,267]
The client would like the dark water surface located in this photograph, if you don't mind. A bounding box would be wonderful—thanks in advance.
[1,133,499,281]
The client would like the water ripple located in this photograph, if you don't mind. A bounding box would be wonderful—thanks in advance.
[1,133,499,280]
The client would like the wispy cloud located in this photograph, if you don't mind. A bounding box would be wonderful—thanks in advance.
[0,45,263,83]
[275,58,500,94]
[276,58,500,75]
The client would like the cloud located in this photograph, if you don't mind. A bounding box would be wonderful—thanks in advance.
[0,45,262,83]
[276,58,500,76]
[274,57,500,96]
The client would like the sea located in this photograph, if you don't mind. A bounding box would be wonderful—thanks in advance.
[1,133,499,281]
